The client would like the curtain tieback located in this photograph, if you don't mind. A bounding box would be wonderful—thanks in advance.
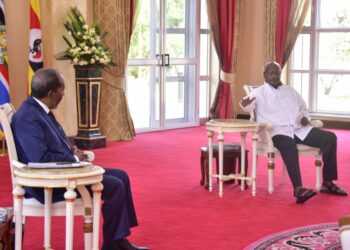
[220,70,235,84]
[102,70,124,90]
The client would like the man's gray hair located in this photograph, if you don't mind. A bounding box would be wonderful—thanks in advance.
[31,68,63,98]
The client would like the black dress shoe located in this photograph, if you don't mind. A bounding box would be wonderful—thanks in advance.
[115,239,149,250]
[320,182,348,196]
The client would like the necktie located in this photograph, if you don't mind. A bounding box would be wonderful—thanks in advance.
[48,112,72,150]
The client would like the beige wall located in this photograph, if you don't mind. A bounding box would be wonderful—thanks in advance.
[235,0,265,116]
[5,0,29,110]
[5,0,92,136]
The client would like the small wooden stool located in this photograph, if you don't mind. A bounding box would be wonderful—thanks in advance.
[0,208,13,250]
[200,143,249,189]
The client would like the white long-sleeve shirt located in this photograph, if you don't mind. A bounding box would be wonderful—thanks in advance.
[240,82,313,140]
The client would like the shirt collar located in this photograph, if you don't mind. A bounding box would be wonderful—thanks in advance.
[264,81,282,89]
[32,97,50,114]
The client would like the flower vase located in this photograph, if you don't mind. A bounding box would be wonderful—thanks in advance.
[73,64,106,149]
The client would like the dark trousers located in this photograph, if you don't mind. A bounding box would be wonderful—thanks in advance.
[25,168,138,249]
[101,168,138,248]
[272,127,338,189]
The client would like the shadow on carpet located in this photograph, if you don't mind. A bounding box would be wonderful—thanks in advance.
[245,223,341,250]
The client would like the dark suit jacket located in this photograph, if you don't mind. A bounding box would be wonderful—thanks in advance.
[11,96,76,202]
[12,96,75,163]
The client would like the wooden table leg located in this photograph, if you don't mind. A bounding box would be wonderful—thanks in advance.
[44,188,53,250]
[92,183,103,250]
[251,134,258,196]
[208,131,214,192]
[64,188,77,250]
[218,132,224,198]
[240,132,247,191]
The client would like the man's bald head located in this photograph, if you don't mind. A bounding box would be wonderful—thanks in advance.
[263,61,281,74]
[263,61,282,88]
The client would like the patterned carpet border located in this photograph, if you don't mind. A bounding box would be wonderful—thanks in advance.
[244,222,341,250]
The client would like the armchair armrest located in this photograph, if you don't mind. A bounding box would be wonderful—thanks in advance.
[310,119,323,128]
[83,151,95,162]
[257,123,275,151]
[12,160,26,169]
[258,119,323,153]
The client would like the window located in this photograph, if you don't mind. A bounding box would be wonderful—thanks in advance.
[289,0,350,115]
[127,0,211,131]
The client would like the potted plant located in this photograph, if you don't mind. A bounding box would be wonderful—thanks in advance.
[62,7,113,67]
[60,7,113,149]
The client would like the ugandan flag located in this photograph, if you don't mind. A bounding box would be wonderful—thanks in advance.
[0,0,9,105]
[28,0,43,95]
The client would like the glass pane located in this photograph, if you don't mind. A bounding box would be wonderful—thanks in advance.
[319,0,350,28]
[165,82,184,119]
[200,0,209,29]
[129,0,159,59]
[317,74,350,113]
[290,73,310,107]
[199,80,209,118]
[318,33,350,70]
[166,0,185,28]
[200,34,209,75]
[165,0,196,59]
[164,65,196,124]
[291,34,310,70]
[165,65,184,120]
[165,33,185,58]
[127,66,160,129]
[165,0,185,58]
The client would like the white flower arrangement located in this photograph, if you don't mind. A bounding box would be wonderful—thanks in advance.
[61,7,114,66]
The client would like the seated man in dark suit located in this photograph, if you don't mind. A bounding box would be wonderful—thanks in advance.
[11,68,149,250]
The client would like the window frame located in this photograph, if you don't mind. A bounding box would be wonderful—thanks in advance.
[289,0,350,118]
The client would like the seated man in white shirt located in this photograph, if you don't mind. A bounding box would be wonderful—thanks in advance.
[240,61,347,204]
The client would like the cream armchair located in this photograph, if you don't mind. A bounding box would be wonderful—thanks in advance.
[243,85,323,194]
[0,103,96,249]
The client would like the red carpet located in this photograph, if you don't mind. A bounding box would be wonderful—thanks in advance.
[0,126,349,249]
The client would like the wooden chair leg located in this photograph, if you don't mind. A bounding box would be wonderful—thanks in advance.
[237,151,249,187]
[315,152,322,191]
[200,154,205,186]
[268,156,275,194]
[204,157,209,189]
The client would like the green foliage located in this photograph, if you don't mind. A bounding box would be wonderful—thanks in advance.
[128,0,186,78]
[62,7,114,66]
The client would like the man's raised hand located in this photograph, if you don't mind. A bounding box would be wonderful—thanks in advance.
[240,97,256,107]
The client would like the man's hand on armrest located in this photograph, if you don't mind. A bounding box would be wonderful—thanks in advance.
[258,123,273,130]
[72,145,89,161]
[310,120,323,128]
[300,116,310,127]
